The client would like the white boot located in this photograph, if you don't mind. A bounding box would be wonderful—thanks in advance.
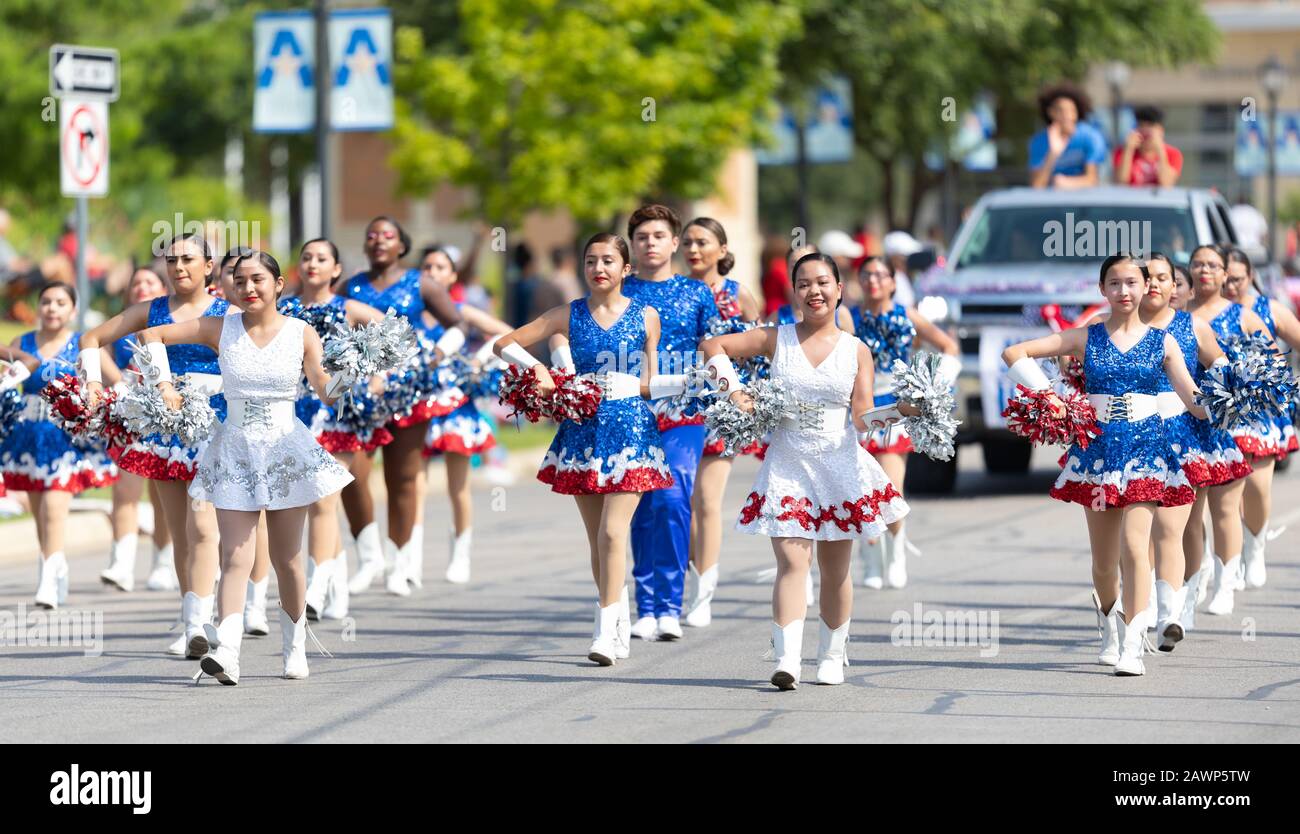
[145,543,178,591]
[184,592,215,658]
[101,534,137,592]
[243,578,269,636]
[588,602,620,666]
[281,607,310,680]
[347,522,384,593]
[614,586,631,659]
[860,536,884,589]
[1094,592,1121,666]
[407,523,425,589]
[166,600,188,656]
[885,526,908,589]
[199,613,243,685]
[770,619,804,690]
[1155,580,1186,653]
[814,618,850,685]
[1115,609,1149,676]
[684,564,718,628]
[1180,571,1199,632]
[1243,524,1267,588]
[804,571,815,606]
[1196,531,1213,603]
[630,614,657,641]
[1206,554,1239,616]
[34,551,69,610]
[1143,569,1157,627]
[445,528,472,584]
[304,557,331,621]
[385,538,412,597]
[655,615,683,641]
[322,550,350,620]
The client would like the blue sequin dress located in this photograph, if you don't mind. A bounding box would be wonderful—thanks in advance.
[115,295,229,481]
[1208,303,1286,458]
[700,278,763,457]
[423,303,497,457]
[278,295,394,453]
[1161,311,1251,486]
[0,331,117,492]
[1051,324,1193,508]
[343,269,461,427]
[851,303,916,454]
[538,298,673,495]
[1252,295,1297,457]
[622,275,718,431]
[774,304,797,325]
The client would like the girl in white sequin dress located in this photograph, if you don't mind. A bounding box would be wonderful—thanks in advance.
[137,251,352,685]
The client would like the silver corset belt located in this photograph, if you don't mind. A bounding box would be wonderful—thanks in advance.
[778,401,849,434]
[226,398,295,431]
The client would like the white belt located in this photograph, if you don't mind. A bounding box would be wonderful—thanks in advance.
[779,403,849,434]
[227,398,295,431]
[21,394,50,422]
[584,372,640,401]
[1088,393,1159,423]
[184,373,223,397]
[1156,391,1185,419]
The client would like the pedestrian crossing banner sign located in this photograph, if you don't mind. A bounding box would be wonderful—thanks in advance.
[253,10,316,133]
[329,8,394,132]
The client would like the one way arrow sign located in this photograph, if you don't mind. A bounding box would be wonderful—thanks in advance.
[49,45,119,102]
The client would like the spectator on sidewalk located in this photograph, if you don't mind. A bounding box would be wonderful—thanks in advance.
[1029,82,1107,190]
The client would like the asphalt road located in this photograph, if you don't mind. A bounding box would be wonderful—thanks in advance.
[1,447,1297,743]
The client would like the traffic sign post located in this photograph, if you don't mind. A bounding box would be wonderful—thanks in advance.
[51,45,116,330]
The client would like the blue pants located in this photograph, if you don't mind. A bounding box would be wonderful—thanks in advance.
[631,424,705,619]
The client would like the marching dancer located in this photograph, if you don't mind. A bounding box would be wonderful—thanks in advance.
[103,265,175,593]
[82,233,227,656]
[765,245,855,331]
[418,244,512,585]
[1,283,119,609]
[682,217,761,627]
[339,217,463,597]
[851,255,959,590]
[1076,254,1245,651]
[700,252,909,690]
[621,205,719,641]
[494,232,673,665]
[1221,247,1299,589]
[1184,244,1274,615]
[139,250,353,684]
[1002,254,1206,676]
[281,238,388,620]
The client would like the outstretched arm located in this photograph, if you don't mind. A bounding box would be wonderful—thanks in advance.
[1164,334,1208,419]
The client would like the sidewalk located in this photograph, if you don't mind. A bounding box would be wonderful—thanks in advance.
[0,445,548,567]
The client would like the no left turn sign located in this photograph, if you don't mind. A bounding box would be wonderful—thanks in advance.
[60,98,109,197]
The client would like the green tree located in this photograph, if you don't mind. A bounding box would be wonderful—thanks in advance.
[391,0,803,228]
[779,0,1220,230]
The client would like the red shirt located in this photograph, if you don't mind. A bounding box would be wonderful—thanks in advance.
[1113,144,1182,186]
[761,257,789,316]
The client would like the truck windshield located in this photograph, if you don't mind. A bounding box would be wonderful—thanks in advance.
[956,205,1197,267]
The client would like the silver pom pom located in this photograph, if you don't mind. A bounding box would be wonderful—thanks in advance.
[702,379,792,455]
[111,376,216,446]
[889,353,959,461]
[322,309,420,382]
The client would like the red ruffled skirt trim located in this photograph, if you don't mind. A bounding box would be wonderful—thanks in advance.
[317,429,393,454]
[656,413,706,433]
[113,449,197,482]
[703,438,763,457]
[423,434,496,458]
[1050,478,1193,509]
[3,469,117,493]
[860,436,913,455]
[538,465,674,495]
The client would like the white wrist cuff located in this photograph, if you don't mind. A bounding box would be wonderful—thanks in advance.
[1,364,29,391]
[145,342,173,385]
[325,373,350,400]
[473,336,501,365]
[79,348,102,384]
[435,327,466,356]
[704,354,741,394]
[500,343,542,369]
[550,344,575,372]
[937,354,962,386]
[649,374,687,399]
[1211,356,1229,368]
[1006,357,1050,391]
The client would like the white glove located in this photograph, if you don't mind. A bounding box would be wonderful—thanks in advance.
[78,348,102,384]
[1,362,31,391]
[143,342,173,385]
[500,343,543,369]
[1006,357,1050,391]
[325,372,353,400]
[435,327,466,356]
[703,354,741,393]
[473,336,502,366]
[937,354,962,387]
[550,344,575,373]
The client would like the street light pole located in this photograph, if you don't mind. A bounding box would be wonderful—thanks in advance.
[315,0,330,242]
[1260,56,1285,262]
[1105,61,1131,147]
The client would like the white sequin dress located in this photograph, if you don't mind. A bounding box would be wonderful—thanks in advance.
[190,313,353,511]
[736,324,909,541]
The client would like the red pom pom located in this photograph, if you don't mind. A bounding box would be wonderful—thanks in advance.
[549,370,602,424]
[1061,357,1086,394]
[1001,385,1101,449]
[40,374,136,447]
[498,366,549,423]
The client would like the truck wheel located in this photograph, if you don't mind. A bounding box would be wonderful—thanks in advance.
[982,438,1032,475]
[905,452,958,495]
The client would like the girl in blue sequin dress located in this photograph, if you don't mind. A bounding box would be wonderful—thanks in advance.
[1002,255,1206,677]
[1221,248,1300,591]
[416,245,513,586]
[338,217,464,598]
[495,233,672,666]
[681,218,763,628]
[1185,244,1275,615]
[1,283,118,609]
[102,265,175,593]
[850,255,959,591]
[82,233,228,656]
[280,239,388,622]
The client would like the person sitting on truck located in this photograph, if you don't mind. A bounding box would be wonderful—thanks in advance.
[1114,105,1182,187]
[1029,82,1107,190]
